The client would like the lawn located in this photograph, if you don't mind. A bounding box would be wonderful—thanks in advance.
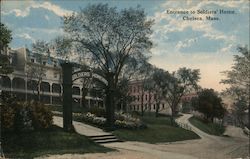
[189,116,225,136]
[2,125,112,159]
[113,113,200,143]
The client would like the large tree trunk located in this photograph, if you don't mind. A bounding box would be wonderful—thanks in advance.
[170,105,176,126]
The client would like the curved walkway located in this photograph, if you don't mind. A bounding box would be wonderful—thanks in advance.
[37,115,249,159]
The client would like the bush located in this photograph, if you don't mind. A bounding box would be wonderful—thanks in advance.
[30,102,53,129]
[79,111,147,130]
[0,104,15,130]
[1,97,53,132]
[89,107,106,117]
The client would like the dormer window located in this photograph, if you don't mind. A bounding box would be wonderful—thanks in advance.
[54,61,57,67]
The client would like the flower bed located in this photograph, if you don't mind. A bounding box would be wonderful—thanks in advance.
[73,112,147,130]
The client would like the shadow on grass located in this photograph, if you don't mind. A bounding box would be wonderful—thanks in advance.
[189,116,225,136]
[113,113,200,144]
[2,125,113,159]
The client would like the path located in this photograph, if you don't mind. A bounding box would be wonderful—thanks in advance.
[37,115,249,159]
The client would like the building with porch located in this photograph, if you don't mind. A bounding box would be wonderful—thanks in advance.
[0,47,103,107]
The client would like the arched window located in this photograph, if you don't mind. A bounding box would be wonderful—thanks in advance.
[12,77,25,89]
[40,82,50,92]
[52,83,61,93]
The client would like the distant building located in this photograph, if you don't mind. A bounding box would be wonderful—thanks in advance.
[0,47,103,107]
[127,80,171,114]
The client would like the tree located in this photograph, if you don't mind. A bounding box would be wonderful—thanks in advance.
[63,4,153,127]
[151,67,168,117]
[26,40,49,101]
[0,23,12,52]
[221,46,250,127]
[0,23,13,74]
[221,46,250,102]
[137,61,153,116]
[193,89,226,122]
[163,67,200,125]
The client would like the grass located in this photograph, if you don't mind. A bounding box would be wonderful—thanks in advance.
[2,125,112,159]
[189,116,225,136]
[113,113,200,143]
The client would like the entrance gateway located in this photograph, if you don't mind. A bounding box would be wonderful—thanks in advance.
[61,62,107,131]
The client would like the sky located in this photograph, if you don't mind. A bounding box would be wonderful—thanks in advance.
[1,0,249,92]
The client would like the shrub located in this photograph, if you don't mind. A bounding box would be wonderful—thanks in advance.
[80,111,147,130]
[0,97,53,132]
[0,104,15,130]
[30,101,53,129]
[89,107,106,117]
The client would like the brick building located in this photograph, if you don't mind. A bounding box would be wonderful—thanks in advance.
[127,80,171,114]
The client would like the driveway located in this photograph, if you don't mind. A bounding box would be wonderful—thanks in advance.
[37,115,249,159]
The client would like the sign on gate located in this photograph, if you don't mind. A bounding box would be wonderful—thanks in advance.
[72,70,108,85]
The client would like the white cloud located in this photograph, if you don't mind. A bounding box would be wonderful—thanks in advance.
[150,0,248,52]
[176,38,198,50]
[1,1,73,17]
[15,33,35,42]
[45,15,49,20]
[19,27,64,35]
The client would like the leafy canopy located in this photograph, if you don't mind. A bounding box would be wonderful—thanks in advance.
[63,4,153,78]
[0,22,12,51]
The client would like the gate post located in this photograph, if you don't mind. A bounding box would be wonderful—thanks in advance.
[61,62,73,131]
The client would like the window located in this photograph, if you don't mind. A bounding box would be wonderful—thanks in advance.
[31,59,35,63]
[137,95,140,101]
[54,73,57,78]
[162,103,165,108]
[54,61,57,67]
[43,61,46,65]
[145,95,147,101]
[153,104,156,109]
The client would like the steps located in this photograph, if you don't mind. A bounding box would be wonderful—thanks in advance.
[88,134,123,144]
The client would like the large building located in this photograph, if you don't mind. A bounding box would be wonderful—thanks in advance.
[0,47,103,107]
[127,80,171,114]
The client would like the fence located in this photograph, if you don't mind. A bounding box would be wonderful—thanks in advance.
[176,121,193,131]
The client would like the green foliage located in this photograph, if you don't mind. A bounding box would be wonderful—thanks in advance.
[192,89,226,121]
[2,125,112,158]
[0,55,13,74]
[113,114,200,143]
[62,4,154,126]
[151,67,200,121]
[221,46,249,127]
[89,107,106,117]
[0,22,12,51]
[73,111,147,130]
[1,94,53,132]
[30,102,53,129]
[189,116,225,136]
[221,46,250,100]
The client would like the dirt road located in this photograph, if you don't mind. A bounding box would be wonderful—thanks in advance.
[37,115,249,159]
